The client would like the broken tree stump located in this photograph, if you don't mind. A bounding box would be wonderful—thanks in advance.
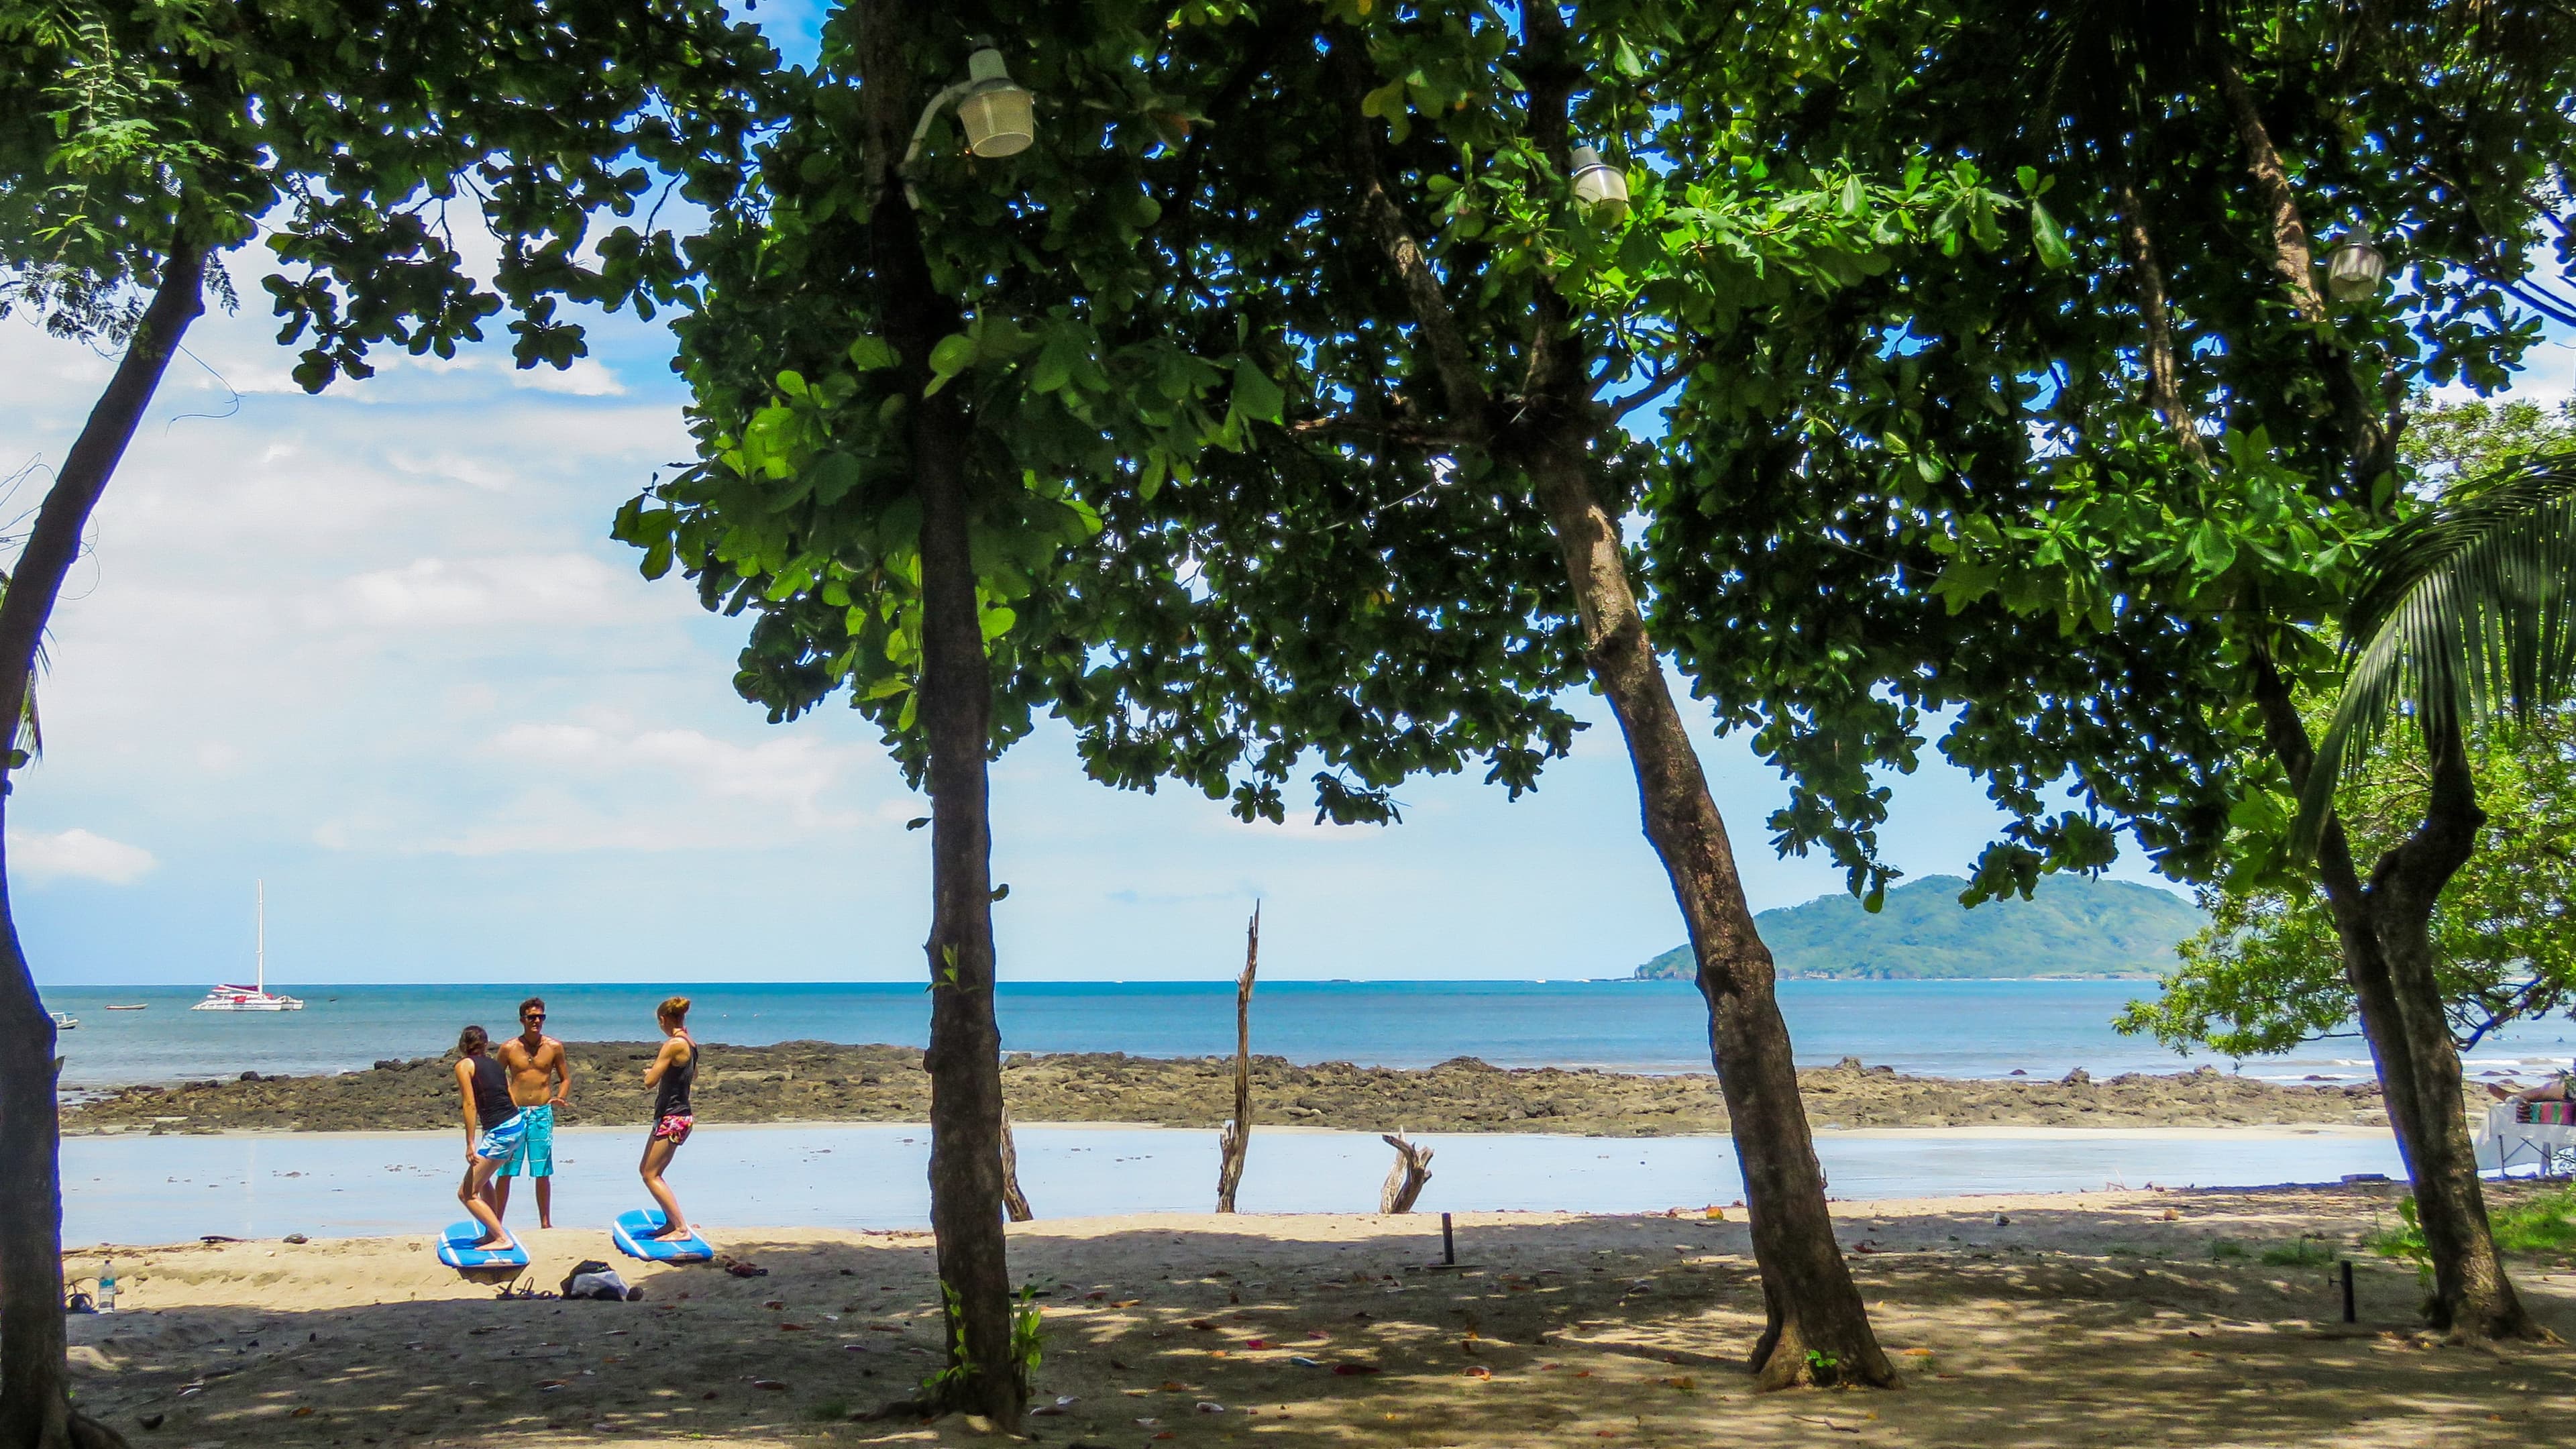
[1000,1106,1032,1222]
[1216,904,1260,1212]
[1379,1131,1434,1213]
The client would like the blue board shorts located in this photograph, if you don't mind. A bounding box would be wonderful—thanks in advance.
[498,1104,555,1178]
[473,1110,528,1163]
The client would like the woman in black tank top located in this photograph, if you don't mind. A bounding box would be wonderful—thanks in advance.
[449,1026,519,1249]
[638,996,698,1238]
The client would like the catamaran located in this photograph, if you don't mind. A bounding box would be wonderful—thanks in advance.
[191,881,302,1012]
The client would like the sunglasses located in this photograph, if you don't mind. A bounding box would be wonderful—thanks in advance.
[522,1013,545,1022]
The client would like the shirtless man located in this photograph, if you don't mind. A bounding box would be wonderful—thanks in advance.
[490,997,572,1228]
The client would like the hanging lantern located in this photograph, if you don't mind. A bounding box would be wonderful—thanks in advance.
[955,48,1034,158]
[2325,229,2386,303]
[1569,146,1631,226]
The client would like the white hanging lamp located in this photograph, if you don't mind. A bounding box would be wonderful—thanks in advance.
[2324,229,2387,303]
[1569,146,1631,226]
[955,48,1034,158]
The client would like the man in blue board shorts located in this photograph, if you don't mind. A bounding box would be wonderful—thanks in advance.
[450,1025,521,1250]
[492,997,572,1228]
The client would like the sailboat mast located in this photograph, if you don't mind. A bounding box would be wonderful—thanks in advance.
[256,879,265,994]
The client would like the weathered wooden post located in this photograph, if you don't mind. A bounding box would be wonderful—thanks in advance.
[1379,1131,1434,1213]
[1216,905,1260,1212]
[1000,1106,1032,1223]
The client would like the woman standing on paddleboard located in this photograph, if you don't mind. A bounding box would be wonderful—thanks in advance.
[451,1025,521,1250]
[639,996,697,1238]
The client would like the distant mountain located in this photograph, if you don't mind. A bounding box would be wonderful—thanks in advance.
[1633,874,2207,981]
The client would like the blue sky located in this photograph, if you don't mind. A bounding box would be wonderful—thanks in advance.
[9,9,2571,986]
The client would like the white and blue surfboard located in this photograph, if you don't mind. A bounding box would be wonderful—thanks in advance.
[435,1220,528,1271]
[612,1208,713,1264]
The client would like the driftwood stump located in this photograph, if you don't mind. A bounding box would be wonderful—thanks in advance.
[1216,905,1260,1212]
[1000,1107,1032,1222]
[1379,1131,1433,1213]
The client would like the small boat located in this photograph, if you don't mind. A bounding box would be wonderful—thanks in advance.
[191,881,302,1012]
[104,1004,148,1011]
[48,1011,76,1030]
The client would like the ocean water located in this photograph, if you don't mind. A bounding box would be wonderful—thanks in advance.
[40,979,2576,1089]
[58,1122,2409,1248]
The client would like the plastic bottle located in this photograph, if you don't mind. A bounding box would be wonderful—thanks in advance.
[96,1258,116,1312]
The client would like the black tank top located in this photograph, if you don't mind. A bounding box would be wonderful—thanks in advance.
[653,1034,696,1119]
[469,1053,515,1127]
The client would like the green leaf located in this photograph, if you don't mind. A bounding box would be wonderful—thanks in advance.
[926,333,977,390]
[2028,198,2072,270]
[1229,358,1285,424]
[808,450,863,506]
[848,336,900,371]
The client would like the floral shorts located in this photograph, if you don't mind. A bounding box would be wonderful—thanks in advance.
[651,1113,694,1146]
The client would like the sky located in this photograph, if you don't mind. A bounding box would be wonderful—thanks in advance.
[9,13,2573,987]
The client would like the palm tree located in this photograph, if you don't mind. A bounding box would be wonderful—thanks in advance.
[2298,451,2576,835]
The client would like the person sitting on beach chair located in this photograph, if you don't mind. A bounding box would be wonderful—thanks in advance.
[2487,1061,2575,1113]
[451,1025,523,1252]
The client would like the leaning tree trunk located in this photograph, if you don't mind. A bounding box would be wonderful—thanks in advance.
[2249,657,2535,1340]
[2212,51,2392,486]
[2108,164,2207,466]
[1526,446,1894,1391]
[855,7,1022,1420]
[0,239,205,1449]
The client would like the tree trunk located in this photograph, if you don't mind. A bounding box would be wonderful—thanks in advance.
[2247,655,2537,1340]
[2109,167,2207,465]
[0,239,204,1449]
[1525,447,1894,1391]
[1216,906,1258,1213]
[854,5,1022,1419]
[2211,52,2393,486]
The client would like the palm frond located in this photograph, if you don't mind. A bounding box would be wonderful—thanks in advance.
[2294,448,2576,850]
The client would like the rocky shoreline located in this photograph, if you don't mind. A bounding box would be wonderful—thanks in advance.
[58,1040,2387,1136]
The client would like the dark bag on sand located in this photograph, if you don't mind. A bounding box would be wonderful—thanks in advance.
[561,1260,637,1301]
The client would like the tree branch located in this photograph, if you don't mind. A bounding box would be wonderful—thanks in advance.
[1324,37,1489,431]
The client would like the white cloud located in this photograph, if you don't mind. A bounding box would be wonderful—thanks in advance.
[9,828,157,885]
[513,358,625,396]
[326,555,648,630]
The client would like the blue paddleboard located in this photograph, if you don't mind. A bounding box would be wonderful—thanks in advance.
[612,1208,714,1263]
[435,1220,528,1271]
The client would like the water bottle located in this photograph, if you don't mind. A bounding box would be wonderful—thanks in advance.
[96,1258,116,1313]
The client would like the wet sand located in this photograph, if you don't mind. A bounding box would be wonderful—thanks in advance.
[60,1181,2575,1449]
[61,1041,2385,1136]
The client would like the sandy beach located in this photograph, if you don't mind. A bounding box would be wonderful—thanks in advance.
[60,1181,2576,1448]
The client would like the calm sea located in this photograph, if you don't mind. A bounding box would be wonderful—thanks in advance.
[39,979,2576,1089]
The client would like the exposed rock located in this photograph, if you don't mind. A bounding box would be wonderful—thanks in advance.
[58,1039,2388,1137]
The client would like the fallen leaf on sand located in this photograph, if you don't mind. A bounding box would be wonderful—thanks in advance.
[1332,1363,1381,1377]
[1112,1299,1140,1308]
[753,1380,788,1391]
[779,1324,808,1332]
[1159,1381,1187,1393]
[1195,1402,1226,1414]
[1794,1415,1861,1434]
[1464,1366,1492,1380]
[1111,1359,1131,1371]
[1900,1348,1935,1356]
[1664,1377,1696,1391]
[1153,1434,1176,1441]
[1244,1338,1269,1349]
[290,1407,314,1418]
[1189,1319,1217,1330]
[538,1381,568,1391]
[700,1391,718,1401]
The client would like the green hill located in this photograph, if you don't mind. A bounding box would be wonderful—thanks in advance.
[1633,874,2206,981]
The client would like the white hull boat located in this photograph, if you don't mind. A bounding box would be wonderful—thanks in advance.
[192,881,302,1012]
